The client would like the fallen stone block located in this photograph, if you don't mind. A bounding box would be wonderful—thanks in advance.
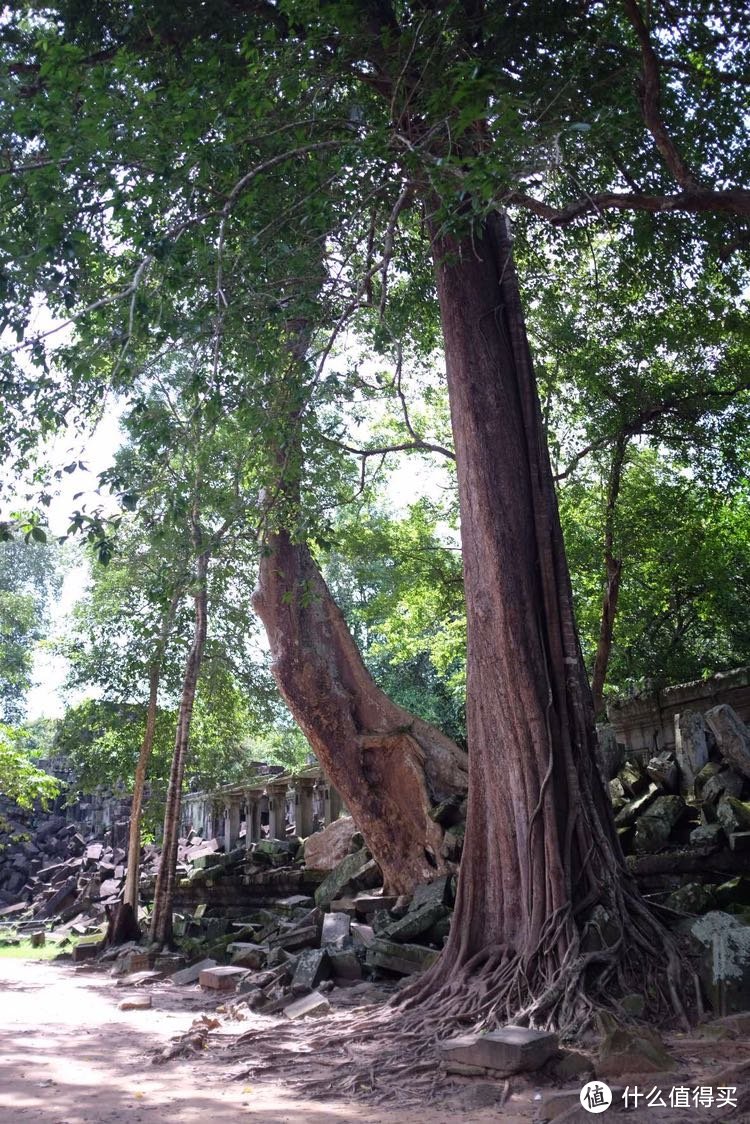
[633,795,685,852]
[116,970,160,987]
[351,922,375,949]
[230,943,267,970]
[314,849,374,909]
[410,875,453,912]
[706,704,750,782]
[382,902,448,944]
[366,938,439,976]
[321,911,351,948]
[268,924,318,951]
[675,709,710,788]
[352,892,398,916]
[122,950,151,975]
[118,995,152,1011]
[690,911,750,1015]
[284,990,331,1019]
[595,1016,676,1079]
[439,1026,558,1077]
[730,832,750,853]
[199,965,249,991]
[72,935,101,962]
[690,822,724,847]
[30,930,45,948]
[303,816,356,872]
[718,797,750,834]
[613,784,658,829]
[702,766,744,803]
[646,751,678,792]
[0,901,27,918]
[329,948,362,980]
[171,957,217,985]
[291,947,331,994]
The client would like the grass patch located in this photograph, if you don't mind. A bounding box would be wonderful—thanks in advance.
[0,936,70,960]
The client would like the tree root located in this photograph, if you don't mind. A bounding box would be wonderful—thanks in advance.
[221,900,697,1105]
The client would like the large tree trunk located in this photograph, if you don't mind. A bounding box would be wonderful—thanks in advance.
[412,212,684,1028]
[150,548,209,948]
[591,437,627,716]
[252,532,468,896]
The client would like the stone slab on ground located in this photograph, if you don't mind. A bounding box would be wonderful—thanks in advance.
[118,994,152,1011]
[115,970,161,987]
[283,990,331,1019]
[439,1026,558,1077]
[72,936,101,962]
[366,938,439,975]
[170,957,217,985]
[199,965,248,991]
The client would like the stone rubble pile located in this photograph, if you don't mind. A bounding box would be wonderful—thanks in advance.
[599,703,750,878]
[598,702,750,1016]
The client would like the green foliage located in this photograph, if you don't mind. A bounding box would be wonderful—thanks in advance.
[0,540,63,721]
[560,449,750,697]
[322,502,466,743]
[0,723,61,809]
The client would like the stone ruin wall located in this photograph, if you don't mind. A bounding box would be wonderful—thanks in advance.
[605,666,750,760]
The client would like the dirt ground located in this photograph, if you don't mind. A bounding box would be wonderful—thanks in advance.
[2,957,750,1124]
[0,957,539,1123]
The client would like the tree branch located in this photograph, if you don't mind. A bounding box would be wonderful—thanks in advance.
[622,0,698,190]
[504,186,750,224]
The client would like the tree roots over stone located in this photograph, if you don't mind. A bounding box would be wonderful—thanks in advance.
[225,898,696,1105]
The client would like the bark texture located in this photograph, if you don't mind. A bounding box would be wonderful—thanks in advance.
[150,548,209,948]
[405,211,685,1028]
[252,533,468,896]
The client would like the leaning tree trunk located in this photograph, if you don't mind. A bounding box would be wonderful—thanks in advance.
[591,436,627,717]
[106,593,180,946]
[408,212,686,1030]
[150,549,209,948]
[105,664,162,947]
[252,533,468,896]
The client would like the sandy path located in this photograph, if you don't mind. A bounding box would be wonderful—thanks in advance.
[0,959,533,1124]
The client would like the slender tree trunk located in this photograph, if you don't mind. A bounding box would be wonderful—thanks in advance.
[106,594,180,947]
[591,437,627,716]
[150,547,209,948]
[408,212,685,1028]
[252,532,469,895]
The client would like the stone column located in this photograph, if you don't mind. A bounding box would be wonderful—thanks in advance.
[324,784,343,825]
[224,797,241,853]
[250,798,262,843]
[294,780,315,838]
[268,786,287,840]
